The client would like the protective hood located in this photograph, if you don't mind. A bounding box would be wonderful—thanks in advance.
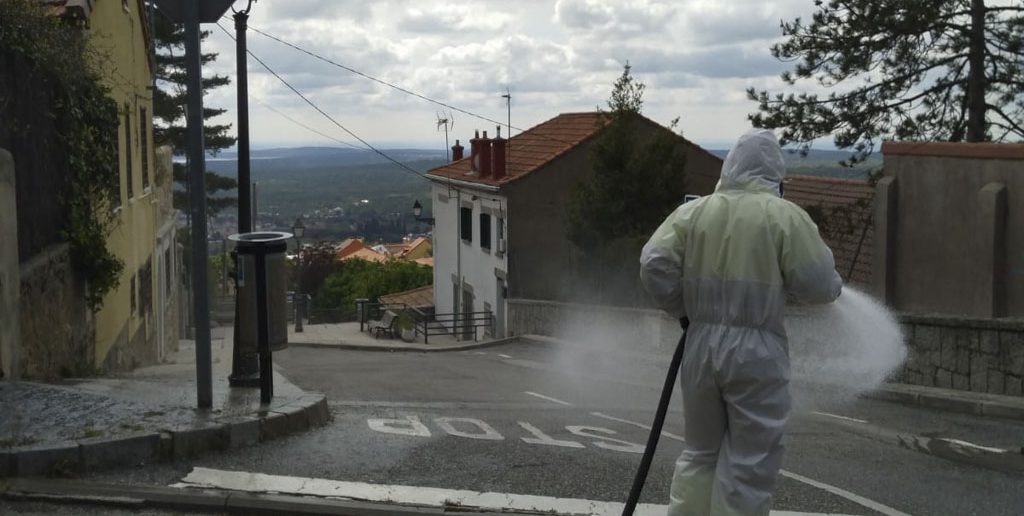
[715,129,785,194]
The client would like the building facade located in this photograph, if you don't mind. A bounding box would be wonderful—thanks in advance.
[426,112,723,339]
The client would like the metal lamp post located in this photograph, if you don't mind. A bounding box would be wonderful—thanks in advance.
[291,217,306,332]
[412,200,435,225]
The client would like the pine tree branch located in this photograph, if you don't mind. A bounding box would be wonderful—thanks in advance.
[986,103,1024,137]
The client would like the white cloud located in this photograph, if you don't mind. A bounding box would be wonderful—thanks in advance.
[188,0,817,150]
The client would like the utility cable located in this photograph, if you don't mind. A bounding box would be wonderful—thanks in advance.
[250,96,366,151]
[243,24,581,147]
[216,22,431,182]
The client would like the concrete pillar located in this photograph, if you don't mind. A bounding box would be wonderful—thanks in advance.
[0,149,21,379]
[978,182,1007,317]
[872,176,898,306]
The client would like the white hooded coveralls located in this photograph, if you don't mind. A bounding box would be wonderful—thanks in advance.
[639,129,842,515]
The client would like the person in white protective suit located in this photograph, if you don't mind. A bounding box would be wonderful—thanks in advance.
[639,129,842,516]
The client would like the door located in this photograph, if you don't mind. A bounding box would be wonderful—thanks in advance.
[461,287,474,339]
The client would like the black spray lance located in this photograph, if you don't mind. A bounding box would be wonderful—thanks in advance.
[621,317,690,516]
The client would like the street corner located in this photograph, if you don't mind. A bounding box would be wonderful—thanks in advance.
[77,432,161,472]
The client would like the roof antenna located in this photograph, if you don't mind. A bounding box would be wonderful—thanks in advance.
[436,110,453,161]
[501,87,511,165]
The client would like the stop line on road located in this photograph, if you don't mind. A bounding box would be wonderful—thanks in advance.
[366,415,647,453]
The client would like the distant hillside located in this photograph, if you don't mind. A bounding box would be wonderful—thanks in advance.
[709,148,882,180]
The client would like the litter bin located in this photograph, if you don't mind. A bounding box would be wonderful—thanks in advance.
[229,231,291,403]
[232,232,290,353]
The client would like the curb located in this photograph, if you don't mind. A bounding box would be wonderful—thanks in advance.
[0,477,517,516]
[288,336,518,353]
[865,384,1024,422]
[0,394,330,478]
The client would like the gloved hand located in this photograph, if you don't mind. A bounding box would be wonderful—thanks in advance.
[679,317,690,330]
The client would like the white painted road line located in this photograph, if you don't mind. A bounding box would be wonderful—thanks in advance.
[779,470,913,516]
[939,438,1008,454]
[589,412,912,516]
[524,391,572,406]
[498,353,513,359]
[591,411,687,442]
[175,467,858,516]
[811,411,869,424]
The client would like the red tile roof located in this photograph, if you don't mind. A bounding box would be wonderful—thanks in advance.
[380,285,434,308]
[428,112,603,186]
[427,112,720,187]
[784,175,875,285]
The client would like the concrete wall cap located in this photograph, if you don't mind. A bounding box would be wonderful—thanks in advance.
[882,141,1024,160]
[898,312,1024,331]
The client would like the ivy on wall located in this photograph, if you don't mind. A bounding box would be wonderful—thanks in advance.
[0,0,123,310]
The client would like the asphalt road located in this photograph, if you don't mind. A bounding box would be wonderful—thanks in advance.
[77,338,1024,515]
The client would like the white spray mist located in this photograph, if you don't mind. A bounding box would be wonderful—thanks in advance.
[784,285,908,411]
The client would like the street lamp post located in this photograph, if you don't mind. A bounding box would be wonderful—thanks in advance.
[291,217,306,333]
[412,200,435,225]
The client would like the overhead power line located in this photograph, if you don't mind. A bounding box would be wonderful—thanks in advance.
[250,96,366,151]
[246,24,518,134]
[216,22,431,182]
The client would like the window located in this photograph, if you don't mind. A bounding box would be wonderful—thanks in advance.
[124,108,133,199]
[460,207,472,242]
[479,213,491,250]
[140,106,149,190]
[130,274,137,316]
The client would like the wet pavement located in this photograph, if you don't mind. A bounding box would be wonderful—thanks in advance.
[0,329,327,476]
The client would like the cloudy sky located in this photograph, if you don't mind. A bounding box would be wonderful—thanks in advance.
[197,0,820,152]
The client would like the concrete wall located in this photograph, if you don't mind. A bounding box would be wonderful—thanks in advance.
[895,314,1023,397]
[19,244,95,379]
[505,121,722,305]
[508,298,682,353]
[0,149,19,379]
[877,142,1024,317]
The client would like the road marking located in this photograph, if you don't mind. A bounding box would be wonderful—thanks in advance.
[175,467,855,516]
[566,425,645,453]
[518,421,585,448]
[779,470,913,516]
[811,411,869,424]
[524,391,572,406]
[590,412,687,442]
[366,415,431,437]
[435,417,504,440]
[939,438,1007,453]
[591,412,912,516]
[498,353,513,359]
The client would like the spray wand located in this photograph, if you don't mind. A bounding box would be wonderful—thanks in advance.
[621,317,689,516]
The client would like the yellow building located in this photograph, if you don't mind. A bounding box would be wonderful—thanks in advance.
[84,0,179,370]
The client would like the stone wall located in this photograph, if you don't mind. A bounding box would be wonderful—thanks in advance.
[18,244,95,379]
[509,299,1024,397]
[895,314,1024,396]
[1,148,19,379]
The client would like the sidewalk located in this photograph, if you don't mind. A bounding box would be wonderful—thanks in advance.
[288,322,515,352]
[0,328,329,478]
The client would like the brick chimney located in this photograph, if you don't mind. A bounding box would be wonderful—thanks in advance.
[451,139,464,161]
[491,126,506,180]
[469,131,481,174]
[478,130,492,178]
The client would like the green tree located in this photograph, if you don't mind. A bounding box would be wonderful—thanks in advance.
[150,11,238,216]
[748,0,1024,164]
[314,260,433,321]
[567,63,688,253]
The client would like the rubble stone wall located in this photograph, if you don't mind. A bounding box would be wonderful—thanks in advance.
[896,314,1024,397]
[18,243,95,379]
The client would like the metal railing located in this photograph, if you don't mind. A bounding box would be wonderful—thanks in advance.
[413,309,493,344]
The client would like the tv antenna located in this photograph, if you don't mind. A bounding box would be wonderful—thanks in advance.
[436,111,454,161]
[501,87,511,165]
